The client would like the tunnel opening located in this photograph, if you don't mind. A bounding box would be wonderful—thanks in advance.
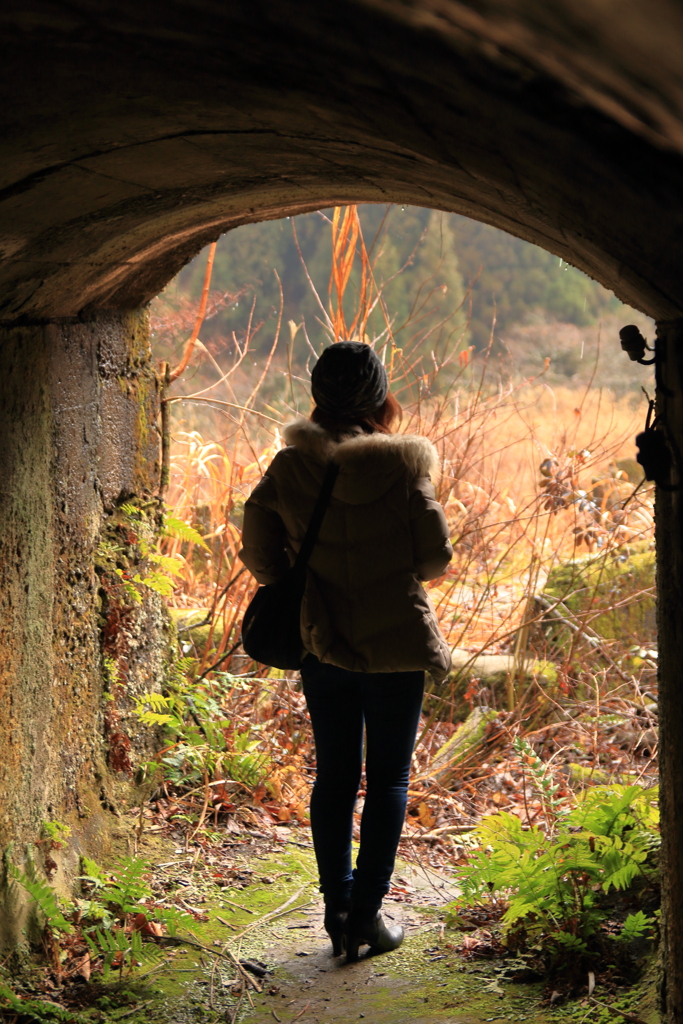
[102,204,655,998]
[4,0,683,1016]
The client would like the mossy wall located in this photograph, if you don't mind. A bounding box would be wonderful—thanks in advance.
[544,547,656,645]
[654,318,683,1023]
[0,312,164,947]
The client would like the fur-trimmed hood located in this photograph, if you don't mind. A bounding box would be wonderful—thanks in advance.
[280,418,439,505]
[242,417,453,677]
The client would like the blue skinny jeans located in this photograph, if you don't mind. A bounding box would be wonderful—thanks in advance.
[300,655,425,911]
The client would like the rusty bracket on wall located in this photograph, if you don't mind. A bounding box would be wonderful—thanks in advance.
[634,396,680,490]
[620,325,680,489]
[619,323,673,395]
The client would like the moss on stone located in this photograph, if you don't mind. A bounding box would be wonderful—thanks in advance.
[544,546,656,645]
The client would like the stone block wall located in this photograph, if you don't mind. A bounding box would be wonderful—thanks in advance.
[0,312,165,947]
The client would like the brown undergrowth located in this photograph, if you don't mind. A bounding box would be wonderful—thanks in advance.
[0,208,660,1019]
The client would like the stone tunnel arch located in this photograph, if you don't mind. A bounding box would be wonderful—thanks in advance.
[3,0,683,1019]
[2,1,683,322]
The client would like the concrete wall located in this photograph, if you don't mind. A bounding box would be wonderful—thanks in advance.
[1,0,683,324]
[655,319,683,1022]
[0,312,162,947]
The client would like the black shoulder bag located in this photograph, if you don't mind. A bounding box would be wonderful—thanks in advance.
[241,461,340,669]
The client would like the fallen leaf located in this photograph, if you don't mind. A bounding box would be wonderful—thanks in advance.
[483,978,504,996]
[73,953,90,981]
[418,802,436,829]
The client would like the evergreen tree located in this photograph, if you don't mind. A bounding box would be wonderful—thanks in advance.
[169,205,624,362]
[448,215,622,348]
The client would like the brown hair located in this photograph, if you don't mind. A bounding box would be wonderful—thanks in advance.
[311,391,402,437]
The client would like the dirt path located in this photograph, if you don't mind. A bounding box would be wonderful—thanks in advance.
[114,829,582,1024]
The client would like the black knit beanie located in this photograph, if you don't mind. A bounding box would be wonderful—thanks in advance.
[311,342,389,419]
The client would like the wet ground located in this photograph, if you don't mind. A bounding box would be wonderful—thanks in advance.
[103,826,657,1024]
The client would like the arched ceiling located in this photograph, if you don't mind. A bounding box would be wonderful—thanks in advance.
[2,0,683,321]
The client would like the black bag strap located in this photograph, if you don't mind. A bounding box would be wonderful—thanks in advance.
[293,461,340,570]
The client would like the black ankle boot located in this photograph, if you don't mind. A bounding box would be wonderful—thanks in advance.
[323,907,348,956]
[344,906,404,962]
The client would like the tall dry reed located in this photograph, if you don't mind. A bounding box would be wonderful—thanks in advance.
[153,206,655,722]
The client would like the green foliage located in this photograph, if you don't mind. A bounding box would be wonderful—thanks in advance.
[225,730,271,788]
[162,514,209,549]
[92,857,153,917]
[444,214,623,348]
[85,927,162,981]
[0,982,75,1022]
[97,499,187,606]
[512,736,561,823]
[452,783,659,960]
[134,673,270,791]
[12,854,185,942]
[9,865,73,934]
[167,206,468,364]
[616,910,657,943]
[163,205,624,366]
[77,855,192,937]
[544,547,656,650]
[150,905,191,938]
[5,853,191,1010]
[41,821,72,846]
[79,856,107,886]
[102,655,120,693]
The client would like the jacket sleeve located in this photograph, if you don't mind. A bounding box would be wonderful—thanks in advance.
[409,477,453,581]
[239,472,290,585]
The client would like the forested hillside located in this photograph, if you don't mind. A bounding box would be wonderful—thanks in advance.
[172,205,626,357]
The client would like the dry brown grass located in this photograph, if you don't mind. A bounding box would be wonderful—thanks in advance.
[155,205,654,672]
[144,205,659,862]
[161,368,652,668]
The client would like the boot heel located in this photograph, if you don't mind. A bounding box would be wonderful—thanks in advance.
[344,908,404,962]
[324,909,348,957]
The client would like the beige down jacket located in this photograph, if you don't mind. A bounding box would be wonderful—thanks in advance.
[239,419,453,680]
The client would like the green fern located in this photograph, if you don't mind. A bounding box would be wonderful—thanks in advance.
[135,673,271,798]
[9,866,73,934]
[85,927,161,980]
[119,501,142,519]
[97,856,152,915]
[0,982,75,1021]
[147,551,185,574]
[41,821,71,846]
[453,781,659,960]
[162,515,209,549]
[153,905,193,937]
[79,856,108,886]
[617,910,656,943]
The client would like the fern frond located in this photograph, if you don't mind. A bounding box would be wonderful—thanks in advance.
[9,866,73,934]
[162,516,209,550]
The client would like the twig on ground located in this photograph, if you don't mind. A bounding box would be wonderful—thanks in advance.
[116,999,155,1020]
[220,898,255,914]
[209,958,217,1010]
[588,997,647,1023]
[217,914,238,931]
[224,948,258,1004]
[221,886,311,947]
